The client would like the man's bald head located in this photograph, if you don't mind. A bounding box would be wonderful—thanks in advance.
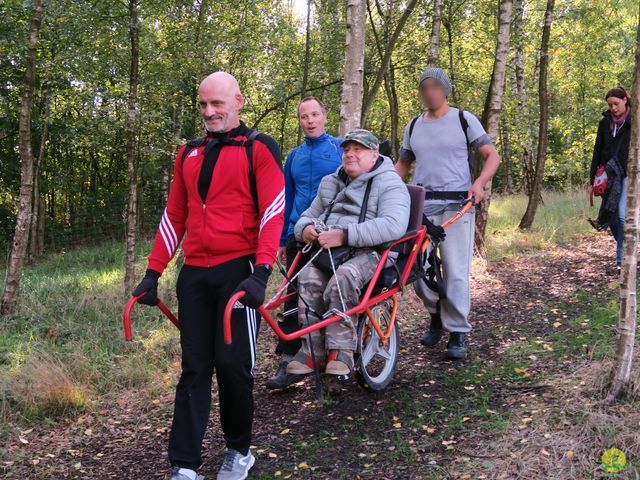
[199,71,241,96]
[199,71,244,133]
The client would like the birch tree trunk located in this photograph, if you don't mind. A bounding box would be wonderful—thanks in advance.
[474,0,513,256]
[519,0,555,230]
[124,0,140,295]
[427,0,444,65]
[339,0,366,136]
[500,115,514,193]
[513,0,534,194]
[1,0,46,316]
[606,15,640,404]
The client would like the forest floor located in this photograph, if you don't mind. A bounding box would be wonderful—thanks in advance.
[2,193,640,479]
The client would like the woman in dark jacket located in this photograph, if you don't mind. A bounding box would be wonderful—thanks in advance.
[590,86,632,269]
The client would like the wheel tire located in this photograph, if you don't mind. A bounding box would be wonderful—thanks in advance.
[355,300,399,391]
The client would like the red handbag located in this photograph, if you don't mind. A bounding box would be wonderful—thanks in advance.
[590,165,608,206]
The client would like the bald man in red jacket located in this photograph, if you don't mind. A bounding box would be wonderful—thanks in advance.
[133,72,283,480]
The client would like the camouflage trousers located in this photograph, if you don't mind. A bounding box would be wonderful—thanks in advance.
[297,249,381,357]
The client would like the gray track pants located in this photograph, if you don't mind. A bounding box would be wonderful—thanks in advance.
[414,209,475,333]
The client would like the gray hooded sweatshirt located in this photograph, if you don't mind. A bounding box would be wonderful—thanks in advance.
[294,156,410,247]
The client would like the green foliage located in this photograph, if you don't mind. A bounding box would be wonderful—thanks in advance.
[0,0,637,258]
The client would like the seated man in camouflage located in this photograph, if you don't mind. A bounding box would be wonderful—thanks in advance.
[287,129,410,376]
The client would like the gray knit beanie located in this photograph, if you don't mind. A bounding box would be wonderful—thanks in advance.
[418,67,452,97]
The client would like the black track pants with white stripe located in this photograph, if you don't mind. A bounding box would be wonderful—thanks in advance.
[168,255,259,470]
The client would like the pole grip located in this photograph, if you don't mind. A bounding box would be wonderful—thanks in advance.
[223,291,246,345]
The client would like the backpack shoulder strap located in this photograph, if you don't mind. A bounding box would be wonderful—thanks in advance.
[243,129,261,213]
[180,136,206,167]
[458,109,470,148]
[408,115,420,139]
[458,109,473,178]
[358,178,374,223]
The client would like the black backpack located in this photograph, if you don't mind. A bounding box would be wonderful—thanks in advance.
[180,129,261,212]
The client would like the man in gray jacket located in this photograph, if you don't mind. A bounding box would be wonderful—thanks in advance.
[286,129,410,376]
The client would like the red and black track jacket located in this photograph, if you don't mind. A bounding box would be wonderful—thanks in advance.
[147,122,284,275]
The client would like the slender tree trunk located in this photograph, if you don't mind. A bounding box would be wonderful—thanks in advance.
[297,0,313,144]
[384,62,400,159]
[500,115,514,193]
[360,0,419,125]
[513,0,534,194]
[606,15,640,404]
[339,0,366,136]
[519,0,554,229]
[28,84,50,264]
[474,0,513,256]
[444,16,457,106]
[1,0,45,316]
[35,195,45,256]
[366,0,397,152]
[427,0,444,65]
[124,0,140,295]
[162,95,183,205]
[184,0,207,139]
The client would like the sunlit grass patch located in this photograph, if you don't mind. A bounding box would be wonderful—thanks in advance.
[487,190,597,259]
[0,240,181,436]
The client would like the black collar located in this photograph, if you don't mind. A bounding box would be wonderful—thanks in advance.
[205,121,249,139]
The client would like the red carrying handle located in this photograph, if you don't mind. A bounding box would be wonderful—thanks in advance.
[122,293,179,341]
[223,291,246,345]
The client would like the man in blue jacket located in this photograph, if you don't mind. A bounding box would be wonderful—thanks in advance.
[266,96,343,390]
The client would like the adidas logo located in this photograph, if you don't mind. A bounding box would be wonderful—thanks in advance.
[187,149,198,158]
[233,301,245,309]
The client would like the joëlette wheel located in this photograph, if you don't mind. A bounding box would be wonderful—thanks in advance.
[355,300,399,391]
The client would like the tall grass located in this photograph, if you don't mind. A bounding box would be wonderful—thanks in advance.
[486,190,598,259]
[0,240,181,436]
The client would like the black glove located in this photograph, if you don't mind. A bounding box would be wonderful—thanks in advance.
[132,269,161,306]
[235,265,271,309]
[423,215,446,243]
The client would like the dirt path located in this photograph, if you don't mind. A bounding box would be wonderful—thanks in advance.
[1,235,625,479]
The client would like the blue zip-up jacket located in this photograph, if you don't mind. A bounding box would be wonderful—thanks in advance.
[280,132,343,246]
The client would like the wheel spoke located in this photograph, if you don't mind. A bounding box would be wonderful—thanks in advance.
[361,328,378,366]
[375,345,392,360]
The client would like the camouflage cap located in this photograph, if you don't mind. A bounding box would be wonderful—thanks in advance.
[342,129,379,151]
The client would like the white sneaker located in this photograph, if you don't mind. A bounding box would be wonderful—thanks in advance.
[216,449,255,480]
[169,466,204,480]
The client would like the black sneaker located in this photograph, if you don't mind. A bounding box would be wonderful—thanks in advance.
[265,357,306,390]
[420,313,443,347]
[446,332,468,360]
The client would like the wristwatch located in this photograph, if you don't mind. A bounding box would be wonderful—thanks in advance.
[256,263,273,274]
